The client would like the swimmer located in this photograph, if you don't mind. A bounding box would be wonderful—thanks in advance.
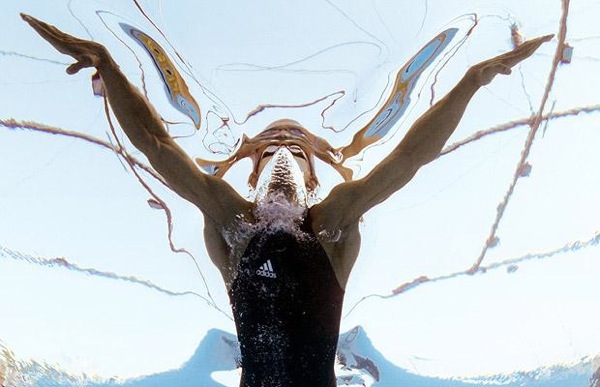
[21,13,552,387]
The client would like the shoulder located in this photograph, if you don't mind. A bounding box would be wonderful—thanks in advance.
[203,213,255,287]
[309,206,362,289]
[310,180,364,234]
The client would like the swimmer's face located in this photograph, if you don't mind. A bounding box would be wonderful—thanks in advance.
[245,120,321,192]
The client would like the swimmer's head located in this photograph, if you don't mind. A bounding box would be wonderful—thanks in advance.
[195,119,353,195]
[249,119,319,191]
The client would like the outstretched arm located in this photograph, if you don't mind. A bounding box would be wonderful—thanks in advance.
[314,34,553,231]
[21,14,251,227]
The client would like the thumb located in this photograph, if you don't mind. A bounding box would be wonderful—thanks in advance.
[66,55,95,74]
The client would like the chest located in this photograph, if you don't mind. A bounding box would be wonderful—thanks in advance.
[235,231,329,288]
[229,230,344,325]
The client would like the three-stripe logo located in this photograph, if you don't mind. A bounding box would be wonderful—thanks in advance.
[256,260,277,278]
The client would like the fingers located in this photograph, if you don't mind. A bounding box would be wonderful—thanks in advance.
[469,34,552,86]
[535,34,555,44]
[21,13,77,56]
[493,33,554,70]
[21,13,66,40]
[21,13,108,73]
[20,13,36,24]
[21,13,49,39]
[517,34,554,56]
[21,13,62,41]
[517,34,554,54]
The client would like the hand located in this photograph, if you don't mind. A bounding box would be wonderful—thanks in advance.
[470,34,554,86]
[21,13,110,74]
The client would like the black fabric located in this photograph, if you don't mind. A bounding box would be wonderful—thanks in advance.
[228,216,345,387]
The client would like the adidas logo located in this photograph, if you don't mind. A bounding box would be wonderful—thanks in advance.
[256,260,277,278]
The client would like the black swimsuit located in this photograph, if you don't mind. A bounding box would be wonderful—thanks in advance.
[228,216,345,387]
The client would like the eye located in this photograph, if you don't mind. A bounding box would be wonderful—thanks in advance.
[288,145,305,158]
[261,145,279,158]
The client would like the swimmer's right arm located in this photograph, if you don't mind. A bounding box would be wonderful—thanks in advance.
[21,13,251,226]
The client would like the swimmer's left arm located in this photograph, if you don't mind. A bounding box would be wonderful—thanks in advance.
[315,34,553,231]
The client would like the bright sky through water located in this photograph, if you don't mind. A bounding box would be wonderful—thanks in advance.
[0,0,599,384]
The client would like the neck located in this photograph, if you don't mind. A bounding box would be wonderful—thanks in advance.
[253,190,307,235]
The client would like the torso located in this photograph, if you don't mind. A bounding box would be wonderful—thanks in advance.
[228,215,344,386]
[202,203,362,386]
